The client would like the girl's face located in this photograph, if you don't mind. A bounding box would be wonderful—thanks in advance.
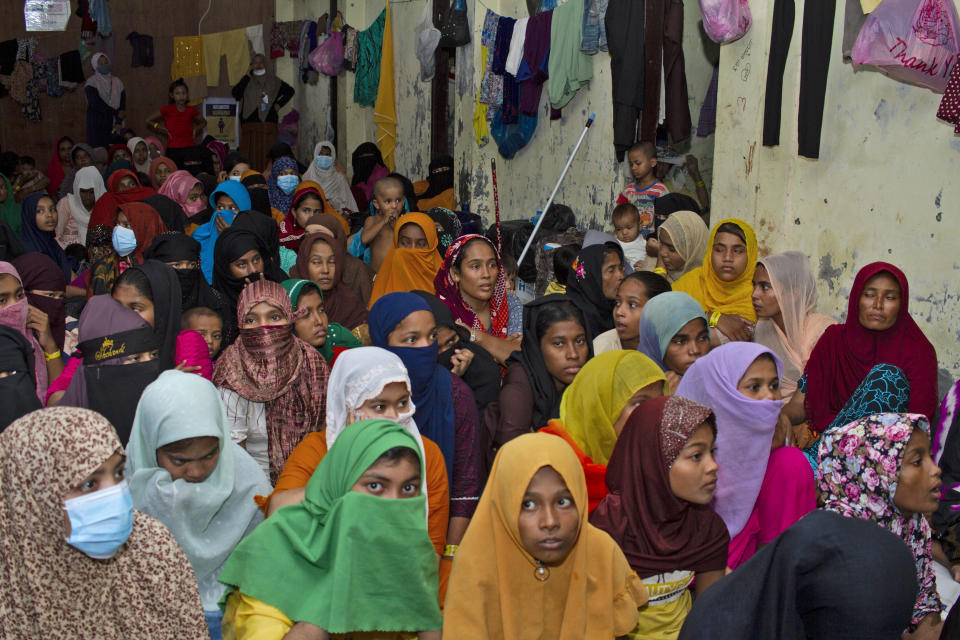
[115,210,132,229]
[148,143,162,159]
[229,163,250,178]
[34,197,58,232]
[350,454,421,499]
[215,194,239,212]
[893,428,942,516]
[736,355,781,401]
[117,176,138,192]
[600,251,625,300]
[73,149,93,168]
[540,319,589,388]
[154,163,172,187]
[112,282,155,328]
[292,289,328,348]
[293,195,324,229]
[58,138,73,163]
[751,264,780,319]
[319,147,333,157]
[517,466,579,566]
[711,231,748,282]
[613,278,649,343]
[387,310,437,348]
[662,318,710,375]
[278,167,298,177]
[133,142,148,166]
[229,250,263,280]
[242,302,289,328]
[171,85,188,104]
[668,423,718,505]
[0,274,25,309]
[63,452,125,502]
[112,149,132,164]
[306,240,336,291]
[858,272,901,331]
[397,223,429,249]
[452,241,499,304]
[121,349,159,364]
[186,183,204,205]
[156,436,220,483]
[348,381,412,423]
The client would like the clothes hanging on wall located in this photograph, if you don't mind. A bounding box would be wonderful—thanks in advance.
[581,0,610,53]
[548,0,592,111]
[517,10,552,115]
[659,0,692,143]
[937,64,960,133]
[697,66,719,137]
[171,36,208,103]
[762,0,795,148]
[479,10,504,106]
[0,40,17,75]
[270,21,307,59]
[492,16,518,122]
[354,9,386,107]
[202,28,249,86]
[374,2,396,171]
[246,25,265,56]
[126,32,154,68]
[606,0,645,161]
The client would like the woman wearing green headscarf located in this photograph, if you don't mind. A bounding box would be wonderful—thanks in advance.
[219,419,442,639]
[0,174,20,234]
[281,278,361,365]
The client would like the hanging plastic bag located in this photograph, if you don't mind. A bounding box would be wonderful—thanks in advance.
[309,31,345,77]
[852,0,960,92]
[439,0,471,48]
[416,0,442,81]
[700,0,752,43]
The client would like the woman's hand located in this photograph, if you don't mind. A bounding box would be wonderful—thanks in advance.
[26,304,56,354]
[449,348,474,377]
[215,213,230,233]
[771,413,793,450]
[716,314,754,342]
[174,360,202,374]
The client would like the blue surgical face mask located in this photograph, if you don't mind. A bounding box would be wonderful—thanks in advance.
[314,155,334,170]
[97,63,112,74]
[112,225,137,257]
[277,174,300,195]
[64,480,134,559]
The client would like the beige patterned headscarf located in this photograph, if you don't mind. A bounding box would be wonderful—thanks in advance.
[0,407,209,639]
[657,210,710,283]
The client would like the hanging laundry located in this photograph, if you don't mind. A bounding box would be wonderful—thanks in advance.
[479,10,503,106]
[374,2,397,171]
[0,40,17,75]
[126,32,154,68]
[270,21,305,59]
[517,9,552,115]
[697,66,719,137]
[171,36,208,103]
[58,50,85,87]
[492,16,518,124]
[88,0,112,37]
[581,0,610,54]
[246,25,265,56]
[548,0,592,111]
[505,17,529,76]
[342,26,359,70]
[354,9,386,107]
[202,28,249,86]
[938,63,960,134]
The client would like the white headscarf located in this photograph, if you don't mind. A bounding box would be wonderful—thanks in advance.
[66,166,106,244]
[126,137,151,175]
[84,53,124,111]
[126,370,271,611]
[302,141,359,214]
[325,347,428,513]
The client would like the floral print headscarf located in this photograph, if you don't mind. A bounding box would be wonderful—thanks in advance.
[817,413,941,627]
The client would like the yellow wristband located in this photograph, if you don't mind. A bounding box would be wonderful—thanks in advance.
[443,544,459,558]
[653,267,667,275]
[44,349,61,361]
[709,311,722,328]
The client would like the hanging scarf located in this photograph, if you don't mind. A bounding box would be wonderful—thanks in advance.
[302,141,359,213]
[559,350,667,465]
[565,242,623,341]
[433,234,509,338]
[369,212,443,307]
[218,419,441,633]
[368,292,456,482]
[636,291,709,370]
[676,343,788,537]
[281,278,361,363]
[0,174,20,234]
[45,135,73,197]
[11,253,66,351]
[294,232,368,329]
[212,279,328,482]
[0,262,47,400]
[672,218,758,321]
[18,193,74,279]
[817,413,941,627]
[267,157,299,214]
[0,326,42,430]
[127,369,271,610]
[590,395,730,578]
[657,210,709,283]
[803,262,938,434]
[84,52,124,110]
[66,166,106,244]
[148,157,178,190]
[89,169,157,229]
[0,406,209,639]
[443,433,646,639]
[753,252,835,399]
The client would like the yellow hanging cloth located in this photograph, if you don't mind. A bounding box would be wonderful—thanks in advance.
[374,1,397,171]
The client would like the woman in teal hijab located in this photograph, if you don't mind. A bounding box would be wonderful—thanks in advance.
[282,278,361,364]
[636,291,712,393]
[219,419,442,639]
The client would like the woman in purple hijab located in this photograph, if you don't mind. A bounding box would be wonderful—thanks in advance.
[676,342,815,569]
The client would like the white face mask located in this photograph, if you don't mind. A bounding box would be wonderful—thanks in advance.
[252,69,266,76]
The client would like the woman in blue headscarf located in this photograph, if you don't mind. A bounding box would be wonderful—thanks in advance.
[267,157,300,216]
[191,180,252,284]
[636,291,711,394]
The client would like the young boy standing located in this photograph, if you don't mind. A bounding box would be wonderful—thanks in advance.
[616,141,668,236]
[348,176,407,272]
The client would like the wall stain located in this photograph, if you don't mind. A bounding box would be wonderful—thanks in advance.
[818,254,845,293]
[744,142,756,176]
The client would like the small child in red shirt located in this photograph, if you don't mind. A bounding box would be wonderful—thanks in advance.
[615,141,669,237]
[145,78,207,164]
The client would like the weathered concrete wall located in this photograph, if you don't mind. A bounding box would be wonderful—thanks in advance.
[711,1,960,375]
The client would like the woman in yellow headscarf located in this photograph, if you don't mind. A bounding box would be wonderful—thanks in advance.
[443,433,646,639]
[672,218,758,342]
[540,351,667,513]
[368,212,443,307]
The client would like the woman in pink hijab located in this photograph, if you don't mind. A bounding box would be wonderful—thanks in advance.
[158,170,207,219]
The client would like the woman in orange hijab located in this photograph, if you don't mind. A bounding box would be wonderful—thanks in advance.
[368,212,443,307]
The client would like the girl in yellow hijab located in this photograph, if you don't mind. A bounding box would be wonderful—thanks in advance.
[368,212,444,307]
[672,218,758,341]
[443,433,646,639]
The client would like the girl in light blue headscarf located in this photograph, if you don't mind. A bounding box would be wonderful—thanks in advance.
[636,291,711,392]
[192,180,252,283]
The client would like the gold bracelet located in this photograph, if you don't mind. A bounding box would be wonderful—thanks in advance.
[695,180,705,188]
[653,267,667,275]
[443,544,459,558]
[44,349,61,361]
[709,311,722,328]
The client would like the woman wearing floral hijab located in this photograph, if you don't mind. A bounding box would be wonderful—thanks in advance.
[818,413,944,636]
[0,407,208,639]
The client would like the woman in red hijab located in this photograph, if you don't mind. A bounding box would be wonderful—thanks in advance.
[89,169,157,229]
[45,136,74,197]
[782,262,938,467]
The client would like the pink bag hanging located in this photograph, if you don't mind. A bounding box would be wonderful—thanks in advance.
[309,31,345,76]
[851,0,960,92]
[700,0,752,43]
